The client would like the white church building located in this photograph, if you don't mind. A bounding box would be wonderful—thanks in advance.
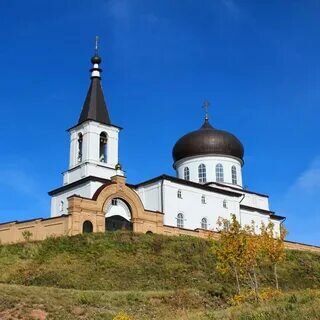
[1,44,301,246]
[47,48,284,236]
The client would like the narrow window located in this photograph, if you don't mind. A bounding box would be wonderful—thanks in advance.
[177,213,184,228]
[201,195,206,204]
[111,199,118,206]
[184,167,190,181]
[231,166,237,185]
[177,190,182,199]
[198,164,207,183]
[201,217,208,229]
[216,163,224,182]
[223,199,227,208]
[59,200,64,212]
[77,133,83,163]
[99,132,108,162]
[83,220,93,233]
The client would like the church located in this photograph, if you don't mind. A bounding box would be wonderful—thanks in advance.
[0,46,289,244]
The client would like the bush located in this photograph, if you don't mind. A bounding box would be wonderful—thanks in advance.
[113,312,133,320]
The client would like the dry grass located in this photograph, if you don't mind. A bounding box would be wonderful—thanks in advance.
[0,232,319,319]
[0,284,319,320]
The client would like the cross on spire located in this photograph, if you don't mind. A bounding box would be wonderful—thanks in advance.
[95,35,99,55]
[202,100,210,120]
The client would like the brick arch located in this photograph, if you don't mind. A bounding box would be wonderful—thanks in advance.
[94,179,145,221]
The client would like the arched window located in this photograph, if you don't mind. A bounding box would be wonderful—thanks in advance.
[99,132,108,162]
[184,167,190,181]
[177,190,182,199]
[216,163,224,182]
[201,195,206,204]
[77,133,83,163]
[177,213,184,228]
[59,200,64,212]
[198,164,207,183]
[231,166,237,185]
[223,199,227,209]
[83,220,93,233]
[201,217,208,229]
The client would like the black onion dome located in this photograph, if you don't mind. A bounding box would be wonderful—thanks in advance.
[91,54,102,64]
[172,119,244,163]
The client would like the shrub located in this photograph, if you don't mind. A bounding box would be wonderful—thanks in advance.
[113,312,133,320]
[22,230,33,242]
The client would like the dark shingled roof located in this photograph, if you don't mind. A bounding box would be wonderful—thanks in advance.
[78,55,111,125]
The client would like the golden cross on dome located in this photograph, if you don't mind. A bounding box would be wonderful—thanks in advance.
[202,100,210,120]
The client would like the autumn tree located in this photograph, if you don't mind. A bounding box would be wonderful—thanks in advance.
[241,223,260,300]
[215,214,246,294]
[214,215,287,299]
[259,222,287,290]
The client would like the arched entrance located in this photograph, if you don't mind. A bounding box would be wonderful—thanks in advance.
[105,198,133,231]
[83,220,93,233]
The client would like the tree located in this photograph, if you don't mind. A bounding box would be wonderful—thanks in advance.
[215,214,246,294]
[260,222,287,290]
[240,223,260,299]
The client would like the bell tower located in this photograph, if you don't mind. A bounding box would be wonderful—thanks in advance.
[49,40,124,217]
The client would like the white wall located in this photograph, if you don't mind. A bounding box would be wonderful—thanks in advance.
[240,193,269,210]
[105,198,131,220]
[162,180,240,231]
[207,183,270,211]
[51,180,104,217]
[240,207,281,236]
[65,120,122,185]
[135,181,162,212]
[136,177,280,235]
[175,155,243,187]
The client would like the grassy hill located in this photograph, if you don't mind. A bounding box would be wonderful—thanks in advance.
[0,232,320,319]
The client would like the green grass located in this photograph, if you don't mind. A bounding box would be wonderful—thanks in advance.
[0,232,319,319]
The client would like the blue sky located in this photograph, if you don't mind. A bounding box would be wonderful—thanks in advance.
[0,0,319,245]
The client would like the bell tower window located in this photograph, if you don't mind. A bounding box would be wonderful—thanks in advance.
[99,132,108,162]
[77,133,83,163]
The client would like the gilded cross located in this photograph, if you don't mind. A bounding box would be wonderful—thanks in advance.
[202,100,210,120]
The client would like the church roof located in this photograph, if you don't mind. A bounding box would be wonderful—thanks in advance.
[130,174,243,197]
[78,54,111,126]
[172,118,244,163]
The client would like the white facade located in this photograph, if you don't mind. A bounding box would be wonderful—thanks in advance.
[135,176,281,234]
[49,52,283,236]
[65,120,122,185]
[175,155,243,187]
[51,180,105,217]
[105,198,131,221]
[50,119,124,217]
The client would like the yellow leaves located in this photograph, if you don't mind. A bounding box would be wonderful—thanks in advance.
[259,222,287,265]
[230,288,282,305]
[213,215,288,293]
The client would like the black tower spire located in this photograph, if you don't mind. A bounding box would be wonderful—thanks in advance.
[78,38,111,125]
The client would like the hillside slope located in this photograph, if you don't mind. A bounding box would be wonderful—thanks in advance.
[0,284,319,320]
[0,232,320,319]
